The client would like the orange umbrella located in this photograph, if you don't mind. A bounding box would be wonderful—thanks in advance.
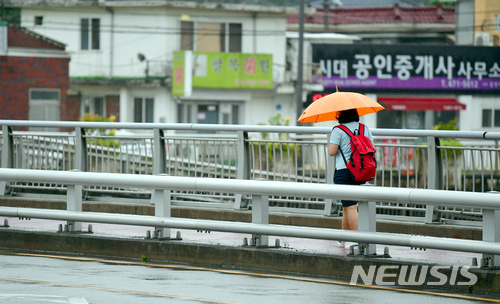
[297,89,385,123]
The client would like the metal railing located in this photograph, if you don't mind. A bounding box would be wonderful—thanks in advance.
[0,169,499,267]
[1,121,500,225]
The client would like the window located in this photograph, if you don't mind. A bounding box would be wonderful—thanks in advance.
[81,18,100,50]
[180,21,242,52]
[29,89,60,131]
[228,23,242,52]
[180,21,194,51]
[482,109,500,128]
[134,97,154,123]
[82,97,105,117]
[177,101,240,125]
[495,15,500,31]
[34,16,43,26]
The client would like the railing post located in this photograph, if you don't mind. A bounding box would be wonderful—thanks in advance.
[69,127,86,231]
[425,136,443,223]
[235,131,250,209]
[324,132,339,216]
[152,129,171,239]
[153,129,167,176]
[482,192,500,267]
[153,185,171,239]
[251,189,269,247]
[0,125,13,196]
[482,209,500,267]
[66,170,83,232]
[358,199,377,255]
[75,127,87,172]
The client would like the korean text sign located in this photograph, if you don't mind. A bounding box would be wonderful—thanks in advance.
[312,44,500,92]
[173,51,273,96]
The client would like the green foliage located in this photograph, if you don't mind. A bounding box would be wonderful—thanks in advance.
[0,7,21,25]
[433,118,459,131]
[259,114,291,140]
[141,254,147,263]
[258,123,269,140]
[433,118,463,158]
[251,142,301,160]
[80,113,120,147]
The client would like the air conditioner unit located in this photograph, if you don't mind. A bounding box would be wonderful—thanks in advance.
[474,33,494,46]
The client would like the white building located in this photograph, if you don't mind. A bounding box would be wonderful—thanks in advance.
[13,0,364,129]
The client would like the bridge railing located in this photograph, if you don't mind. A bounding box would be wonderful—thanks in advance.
[1,121,500,225]
[0,169,499,267]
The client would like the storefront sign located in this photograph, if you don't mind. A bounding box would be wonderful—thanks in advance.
[173,51,273,96]
[312,44,500,92]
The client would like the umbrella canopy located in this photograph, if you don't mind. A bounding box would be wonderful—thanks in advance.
[297,90,385,123]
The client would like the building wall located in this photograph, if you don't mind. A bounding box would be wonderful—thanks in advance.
[475,0,500,46]
[0,55,69,120]
[106,95,120,122]
[21,7,288,82]
[65,94,81,122]
[20,5,289,125]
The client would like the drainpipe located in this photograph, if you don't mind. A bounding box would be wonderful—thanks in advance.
[252,12,257,54]
[296,0,304,125]
[106,7,114,79]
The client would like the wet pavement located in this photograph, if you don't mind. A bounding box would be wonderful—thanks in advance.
[0,217,482,267]
[0,253,492,304]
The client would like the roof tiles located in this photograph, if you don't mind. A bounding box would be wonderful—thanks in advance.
[288,4,455,25]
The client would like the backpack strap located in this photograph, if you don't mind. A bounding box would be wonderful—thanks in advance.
[333,124,356,165]
[358,123,365,137]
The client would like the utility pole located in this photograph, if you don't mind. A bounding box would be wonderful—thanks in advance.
[296,0,305,125]
[323,0,329,31]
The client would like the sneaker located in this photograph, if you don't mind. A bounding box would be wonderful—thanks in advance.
[337,241,345,247]
[345,242,358,249]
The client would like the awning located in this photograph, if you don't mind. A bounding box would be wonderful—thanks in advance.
[377,97,466,111]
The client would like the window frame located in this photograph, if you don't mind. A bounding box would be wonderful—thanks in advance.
[82,96,106,117]
[180,21,242,52]
[177,101,241,125]
[133,97,155,123]
[481,108,500,128]
[81,17,100,50]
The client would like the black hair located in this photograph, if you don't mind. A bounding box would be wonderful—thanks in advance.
[337,109,359,124]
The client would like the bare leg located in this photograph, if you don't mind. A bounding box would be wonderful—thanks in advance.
[343,205,358,231]
[342,208,350,230]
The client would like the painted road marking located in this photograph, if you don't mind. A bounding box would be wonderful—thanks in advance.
[0,294,88,303]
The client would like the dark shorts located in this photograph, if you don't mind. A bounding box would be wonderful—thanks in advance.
[333,168,364,208]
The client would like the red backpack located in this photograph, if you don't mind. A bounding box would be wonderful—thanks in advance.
[336,123,377,182]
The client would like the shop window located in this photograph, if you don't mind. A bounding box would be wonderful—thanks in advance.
[81,18,100,50]
[177,102,240,125]
[376,110,403,129]
[482,109,500,128]
[180,21,242,52]
[134,97,154,123]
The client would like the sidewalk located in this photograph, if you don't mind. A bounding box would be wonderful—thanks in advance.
[1,216,481,266]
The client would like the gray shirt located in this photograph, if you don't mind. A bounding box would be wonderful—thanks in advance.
[329,122,374,170]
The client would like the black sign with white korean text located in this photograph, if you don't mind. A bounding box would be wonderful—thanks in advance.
[312,44,500,94]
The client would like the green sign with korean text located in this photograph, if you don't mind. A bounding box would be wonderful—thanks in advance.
[173,51,273,96]
[172,52,186,96]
